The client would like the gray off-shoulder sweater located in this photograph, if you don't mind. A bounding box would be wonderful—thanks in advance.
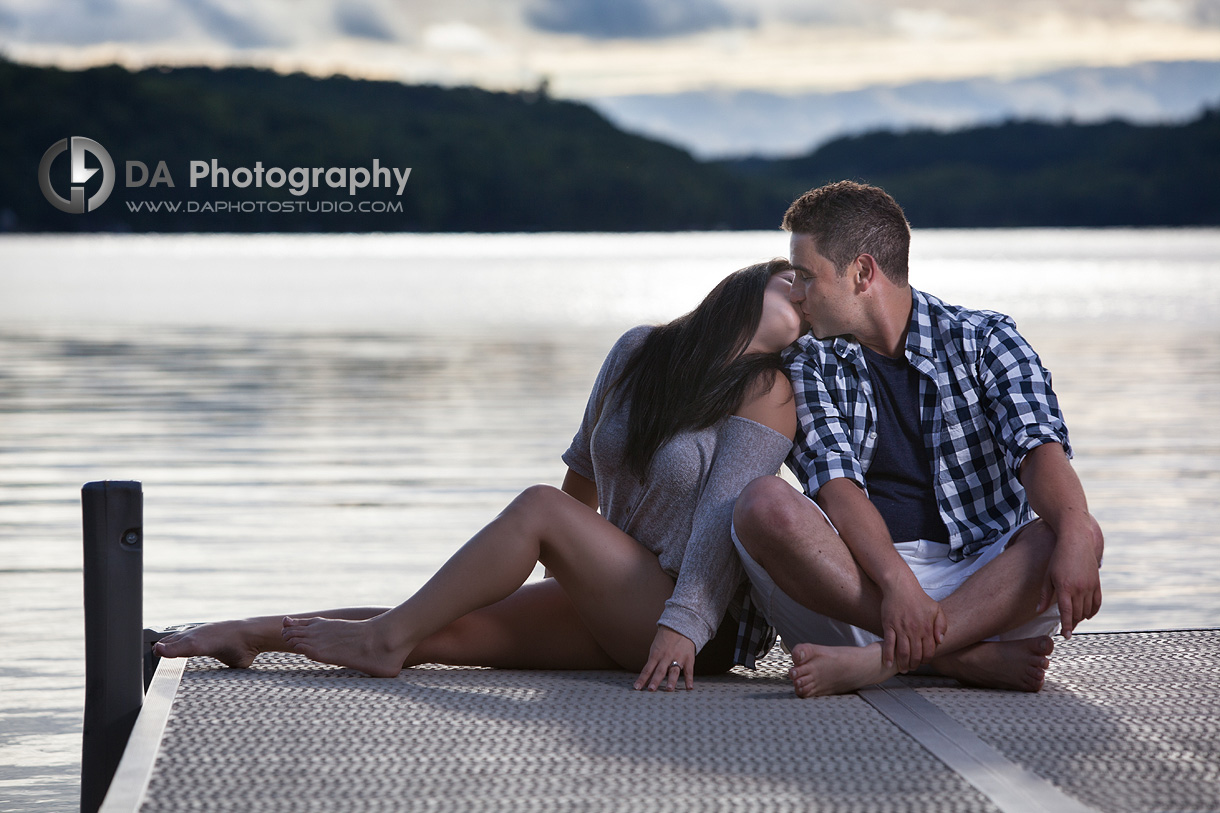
[562,326,793,652]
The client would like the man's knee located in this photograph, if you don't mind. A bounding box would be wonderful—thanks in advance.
[733,476,817,558]
[1009,518,1056,557]
[1085,514,1105,560]
[1010,515,1104,562]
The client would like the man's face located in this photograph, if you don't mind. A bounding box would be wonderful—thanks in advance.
[789,232,858,340]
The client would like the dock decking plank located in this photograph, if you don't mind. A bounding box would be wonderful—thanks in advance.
[110,630,1219,812]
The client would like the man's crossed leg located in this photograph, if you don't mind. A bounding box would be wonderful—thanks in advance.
[732,476,1099,697]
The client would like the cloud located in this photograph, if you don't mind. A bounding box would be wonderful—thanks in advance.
[2,0,1219,100]
[1,0,178,46]
[183,0,280,49]
[526,0,750,39]
[1192,0,1220,24]
[422,22,496,53]
[1128,0,1220,25]
[334,3,396,42]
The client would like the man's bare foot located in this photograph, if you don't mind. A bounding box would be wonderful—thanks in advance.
[934,636,1054,692]
[153,620,264,669]
[788,642,897,698]
[281,616,410,678]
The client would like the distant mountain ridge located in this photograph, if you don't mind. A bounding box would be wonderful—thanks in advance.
[0,59,786,232]
[2,59,1217,231]
[722,113,1220,227]
[590,61,1220,159]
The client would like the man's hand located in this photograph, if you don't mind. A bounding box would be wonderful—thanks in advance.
[817,478,945,671]
[1038,515,1103,639]
[880,575,947,672]
[634,626,697,691]
[1019,444,1104,641]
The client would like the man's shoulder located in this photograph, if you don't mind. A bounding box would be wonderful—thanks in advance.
[913,288,1019,353]
[916,288,1014,331]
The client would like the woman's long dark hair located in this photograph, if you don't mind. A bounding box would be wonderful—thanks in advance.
[610,258,794,480]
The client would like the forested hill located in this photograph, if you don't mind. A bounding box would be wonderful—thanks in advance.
[0,59,786,232]
[720,112,1220,227]
[3,57,1218,232]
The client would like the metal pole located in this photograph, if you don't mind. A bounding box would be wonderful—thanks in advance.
[81,480,143,813]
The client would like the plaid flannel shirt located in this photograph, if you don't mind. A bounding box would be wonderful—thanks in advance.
[787,287,1071,561]
[732,586,777,669]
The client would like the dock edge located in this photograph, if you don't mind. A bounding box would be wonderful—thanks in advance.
[98,657,185,813]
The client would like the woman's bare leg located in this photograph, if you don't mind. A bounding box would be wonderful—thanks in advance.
[155,583,618,671]
[282,484,675,676]
[406,579,620,670]
[154,608,387,668]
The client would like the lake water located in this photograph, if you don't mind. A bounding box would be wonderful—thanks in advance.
[2,229,1219,811]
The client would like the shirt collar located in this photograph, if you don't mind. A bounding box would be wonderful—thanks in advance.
[829,287,934,364]
[830,335,856,361]
[905,287,936,362]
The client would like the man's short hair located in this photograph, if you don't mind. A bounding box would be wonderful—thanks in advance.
[782,181,911,284]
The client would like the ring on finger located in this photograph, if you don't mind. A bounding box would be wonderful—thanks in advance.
[669,660,681,670]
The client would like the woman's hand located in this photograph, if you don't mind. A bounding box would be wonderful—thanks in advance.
[633,626,696,691]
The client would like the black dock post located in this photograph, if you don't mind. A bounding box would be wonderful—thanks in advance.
[81,480,144,813]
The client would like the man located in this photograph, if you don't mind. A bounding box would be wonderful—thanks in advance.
[732,181,1104,697]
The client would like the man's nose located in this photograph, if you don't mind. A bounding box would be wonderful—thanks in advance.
[790,282,805,303]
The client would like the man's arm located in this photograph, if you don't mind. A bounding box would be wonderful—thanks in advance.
[1019,442,1103,638]
[973,316,1101,638]
[788,344,944,671]
[817,478,946,671]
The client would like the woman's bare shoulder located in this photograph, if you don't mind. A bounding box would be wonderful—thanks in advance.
[735,369,796,440]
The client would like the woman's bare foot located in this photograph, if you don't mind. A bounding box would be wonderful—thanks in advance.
[153,620,266,669]
[933,636,1054,692]
[281,616,411,678]
[788,642,897,697]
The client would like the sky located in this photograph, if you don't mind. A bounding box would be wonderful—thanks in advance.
[4,0,1220,155]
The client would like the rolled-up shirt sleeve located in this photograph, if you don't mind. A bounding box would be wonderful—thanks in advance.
[977,316,1072,476]
[785,346,866,498]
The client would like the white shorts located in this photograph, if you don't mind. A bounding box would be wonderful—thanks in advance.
[732,497,1060,649]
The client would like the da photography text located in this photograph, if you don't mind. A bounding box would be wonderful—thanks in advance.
[39,137,412,216]
[130,159,413,197]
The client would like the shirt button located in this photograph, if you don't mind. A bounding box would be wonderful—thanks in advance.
[869,431,878,440]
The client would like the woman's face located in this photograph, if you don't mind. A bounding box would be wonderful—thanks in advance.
[746,270,804,354]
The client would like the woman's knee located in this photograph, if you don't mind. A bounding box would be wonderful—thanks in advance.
[512,483,567,507]
[501,484,569,533]
[504,483,608,564]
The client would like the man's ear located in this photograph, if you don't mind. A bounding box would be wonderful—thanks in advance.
[854,253,880,291]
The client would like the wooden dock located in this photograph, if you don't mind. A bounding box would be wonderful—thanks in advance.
[100,629,1219,812]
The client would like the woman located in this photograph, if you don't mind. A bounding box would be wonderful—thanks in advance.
[156,258,802,691]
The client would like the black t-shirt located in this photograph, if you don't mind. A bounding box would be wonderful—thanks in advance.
[861,346,949,545]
